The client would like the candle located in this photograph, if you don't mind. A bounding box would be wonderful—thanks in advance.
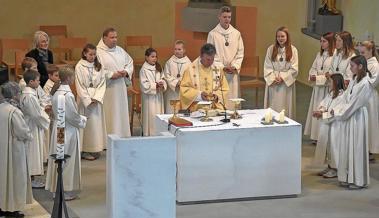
[265,108,272,123]
[279,110,285,123]
[56,95,65,159]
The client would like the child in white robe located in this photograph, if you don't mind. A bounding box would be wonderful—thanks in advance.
[358,41,379,161]
[43,64,60,95]
[304,32,335,142]
[0,82,33,218]
[328,31,356,86]
[20,58,52,165]
[20,70,50,188]
[312,73,346,178]
[163,40,191,113]
[42,64,60,163]
[264,26,298,118]
[333,55,372,189]
[140,48,167,136]
[45,66,87,200]
[75,44,107,160]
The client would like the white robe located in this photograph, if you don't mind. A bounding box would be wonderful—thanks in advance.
[207,23,244,109]
[75,59,107,152]
[43,79,55,95]
[366,57,379,153]
[140,62,167,136]
[45,85,87,192]
[329,51,356,81]
[312,90,345,168]
[43,78,55,161]
[163,55,191,113]
[263,45,298,118]
[0,102,33,212]
[97,39,133,138]
[304,51,333,140]
[334,76,371,187]
[20,87,50,176]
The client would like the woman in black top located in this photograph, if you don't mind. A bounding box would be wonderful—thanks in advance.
[26,31,53,86]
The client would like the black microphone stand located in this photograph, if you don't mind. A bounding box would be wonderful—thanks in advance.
[219,74,230,123]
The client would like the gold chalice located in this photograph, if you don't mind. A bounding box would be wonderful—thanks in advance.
[230,98,245,119]
[169,99,180,118]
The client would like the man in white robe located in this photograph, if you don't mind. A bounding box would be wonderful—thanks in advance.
[207,6,244,109]
[97,27,134,138]
[0,82,33,217]
[163,40,191,113]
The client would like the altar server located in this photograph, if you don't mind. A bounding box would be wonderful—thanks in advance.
[305,32,335,142]
[140,48,167,136]
[312,73,345,178]
[328,31,356,85]
[0,82,33,218]
[207,6,244,109]
[20,70,50,188]
[163,40,191,113]
[264,26,298,118]
[97,27,133,138]
[359,41,379,159]
[43,64,60,95]
[45,67,87,200]
[75,44,107,160]
[334,55,372,189]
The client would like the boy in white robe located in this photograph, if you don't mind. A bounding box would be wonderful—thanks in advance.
[20,70,50,188]
[42,64,60,163]
[140,48,167,136]
[75,44,107,160]
[21,58,52,164]
[333,56,372,189]
[207,6,244,109]
[264,27,298,119]
[304,32,335,142]
[163,40,191,113]
[45,66,87,200]
[43,64,60,95]
[0,82,33,218]
[97,27,133,138]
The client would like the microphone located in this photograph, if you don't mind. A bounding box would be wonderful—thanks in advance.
[218,74,230,123]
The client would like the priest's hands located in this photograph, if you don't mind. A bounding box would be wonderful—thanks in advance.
[325,72,330,79]
[201,92,218,102]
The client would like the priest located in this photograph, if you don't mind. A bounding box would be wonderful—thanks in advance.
[180,43,229,111]
[207,6,244,109]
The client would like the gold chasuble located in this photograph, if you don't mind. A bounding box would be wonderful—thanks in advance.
[180,58,229,110]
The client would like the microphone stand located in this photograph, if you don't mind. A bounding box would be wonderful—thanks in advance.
[219,74,230,123]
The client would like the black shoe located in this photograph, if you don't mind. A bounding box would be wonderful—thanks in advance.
[0,210,24,217]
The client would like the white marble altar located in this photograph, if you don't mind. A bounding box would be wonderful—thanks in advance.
[107,134,176,218]
[155,109,302,203]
